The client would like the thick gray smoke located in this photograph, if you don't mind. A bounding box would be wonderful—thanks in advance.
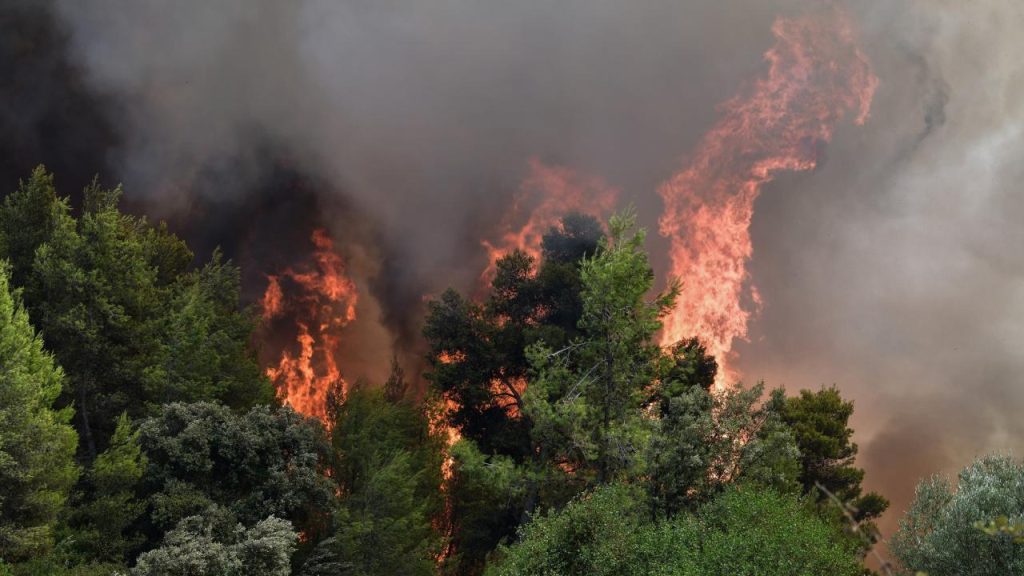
[740,0,1024,539]
[42,0,1024,544]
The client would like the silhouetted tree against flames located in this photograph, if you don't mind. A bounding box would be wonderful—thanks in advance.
[423,213,605,573]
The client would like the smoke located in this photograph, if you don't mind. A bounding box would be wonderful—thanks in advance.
[44,0,813,379]
[0,0,119,196]
[739,0,1024,539]
[2,0,1019,547]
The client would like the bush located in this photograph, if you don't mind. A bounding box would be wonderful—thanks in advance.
[487,483,861,576]
[891,454,1024,576]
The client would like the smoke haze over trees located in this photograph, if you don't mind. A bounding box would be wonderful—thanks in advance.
[2,0,1024,565]
[0,165,1018,574]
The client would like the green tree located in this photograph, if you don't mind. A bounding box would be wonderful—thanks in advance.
[485,484,685,576]
[3,168,271,459]
[0,264,79,562]
[62,413,147,565]
[424,213,605,462]
[27,179,167,458]
[780,388,888,535]
[0,167,72,289]
[660,337,718,393]
[423,213,604,573]
[441,441,524,576]
[524,209,675,485]
[130,507,296,576]
[487,484,861,576]
[647,381,801,516]
[301,382,445,576]
[305,453,436,576]
[136,402,335,549]
[146,251,273,409]
[693,486,862,576]
[891,454,1024,576]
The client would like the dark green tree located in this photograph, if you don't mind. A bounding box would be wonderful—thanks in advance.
[26,179,169,458]
[0,264,79,562]
[441,441,524,576]
[423,214,604,574]
[781,388,889,528]
[146,251,273,409]
[130,507,296,576]
[524,209,675,485]
[660,337,718,394]
[62,413,147,566]
[0,167,72,289]
[539,212,605,265]
[301,381,445,576]
[136,402,335,549]
[423,213,604,462]
[2,167,272,459]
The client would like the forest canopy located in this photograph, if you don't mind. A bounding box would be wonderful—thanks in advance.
[0,167,1016,576]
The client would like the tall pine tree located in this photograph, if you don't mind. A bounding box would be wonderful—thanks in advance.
[525,209,676,485]
[0,264,78,561]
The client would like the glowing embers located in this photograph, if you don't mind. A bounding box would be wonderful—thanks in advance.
[261,229,358,423]
[657,5,877,388]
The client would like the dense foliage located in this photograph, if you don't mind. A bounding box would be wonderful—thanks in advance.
[300,377,446,576]
[130,507,297,576]
[0,264,78,561]
[0,167,272,462]
[0,167,936,575]
[425,210,888,575]
[891,455,1024,575]
[136,402,335,546]
[486,484,863,576]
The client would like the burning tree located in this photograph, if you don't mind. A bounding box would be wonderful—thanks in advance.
[261,229,358,425]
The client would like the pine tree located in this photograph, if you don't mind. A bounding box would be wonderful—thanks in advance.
[302,383,446,576]
[781,388,888,531]
[0,264,78,561]
[64,413,147,564]
[8,169,272,459]
[524,209,676,485]
[0,166,73,289]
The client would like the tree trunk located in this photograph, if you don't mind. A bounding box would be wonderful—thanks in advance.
[597,329,614,485]
[77,377,97,461]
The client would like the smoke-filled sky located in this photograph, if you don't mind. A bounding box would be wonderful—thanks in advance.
[4,0,1023,542]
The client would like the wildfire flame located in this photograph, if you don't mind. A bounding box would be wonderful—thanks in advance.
[433,351,465,480]
[261,229,358,423]
[658,5,878,387]
[481,158,618,283]
[433,351,466,565]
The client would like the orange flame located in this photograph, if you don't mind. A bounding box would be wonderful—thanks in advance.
[481,158,618,282]
[262,229,358,423]
[433,351,465,480]
[658,6,877,387]
[432,352,469,566]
